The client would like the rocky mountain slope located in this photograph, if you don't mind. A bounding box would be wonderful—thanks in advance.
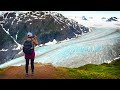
[0,11,89,64]
[107,17,118,21]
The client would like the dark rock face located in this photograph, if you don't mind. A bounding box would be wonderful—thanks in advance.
[0,25,14,49]
[82,16,87,20]
[0,25,20,64]
[0,11,90,64]
[0,16,3,21]
[107,17,118,21]
[101,17,106,19]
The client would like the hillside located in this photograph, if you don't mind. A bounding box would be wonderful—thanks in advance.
[0,11,89,64]
[0,11,89,44]
[0,58,120,79]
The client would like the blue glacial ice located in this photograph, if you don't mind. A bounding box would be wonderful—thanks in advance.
[0,27,120,68]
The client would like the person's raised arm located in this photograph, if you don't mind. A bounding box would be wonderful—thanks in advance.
[32,35,38,46]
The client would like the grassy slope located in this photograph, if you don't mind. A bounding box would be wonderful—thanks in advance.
[61,59,120,79]
[0,59,120,79]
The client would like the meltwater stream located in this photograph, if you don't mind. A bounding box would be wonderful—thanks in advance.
[0,27,120,68]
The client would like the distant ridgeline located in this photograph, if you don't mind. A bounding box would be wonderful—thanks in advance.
[0,11,89,64]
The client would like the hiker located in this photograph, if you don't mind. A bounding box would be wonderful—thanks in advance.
[23,32,38,77]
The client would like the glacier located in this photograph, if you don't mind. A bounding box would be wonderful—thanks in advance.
[0,26,120,68]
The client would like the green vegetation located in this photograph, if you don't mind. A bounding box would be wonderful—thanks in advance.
[42,20,61,33]
[17,30,26,41]
[61,59,120,79]
[2,35,14,44]
[0,32,14,46]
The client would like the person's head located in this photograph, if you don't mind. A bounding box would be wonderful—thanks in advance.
[27,32,33,38]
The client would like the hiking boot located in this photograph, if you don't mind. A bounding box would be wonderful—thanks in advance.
[26,73,28,77]
[31,72,34,76]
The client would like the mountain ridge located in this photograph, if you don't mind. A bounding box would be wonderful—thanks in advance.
[0,11,89,64]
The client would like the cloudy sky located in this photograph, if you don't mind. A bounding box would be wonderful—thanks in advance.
[0,11,120,18]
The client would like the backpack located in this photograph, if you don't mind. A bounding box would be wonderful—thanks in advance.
[23,40,33,55]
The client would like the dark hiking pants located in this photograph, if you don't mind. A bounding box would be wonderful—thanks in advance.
[25,59,34,73]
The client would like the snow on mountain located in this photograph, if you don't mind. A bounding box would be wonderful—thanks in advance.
[68,16,120,28]
[45,39,57,45]
[0,49,8,51]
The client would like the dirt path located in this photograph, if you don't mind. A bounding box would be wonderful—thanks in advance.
[0,63,70,79]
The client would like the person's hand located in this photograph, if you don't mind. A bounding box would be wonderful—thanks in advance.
[34,35,37,38]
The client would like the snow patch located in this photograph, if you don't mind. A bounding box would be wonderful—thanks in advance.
[68,16,120,28]
[11,18,16,25]
[0,49,8,51]
[73,32,79,37]
[15,31,19,40]
[61,28,63,31]
[39,17,45,19]
[114,56,120,60]
[25,18,32,23]
[45,39,57,45]
[61,38,70,43]
[12,44,22,50]
[31,15,37,18]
